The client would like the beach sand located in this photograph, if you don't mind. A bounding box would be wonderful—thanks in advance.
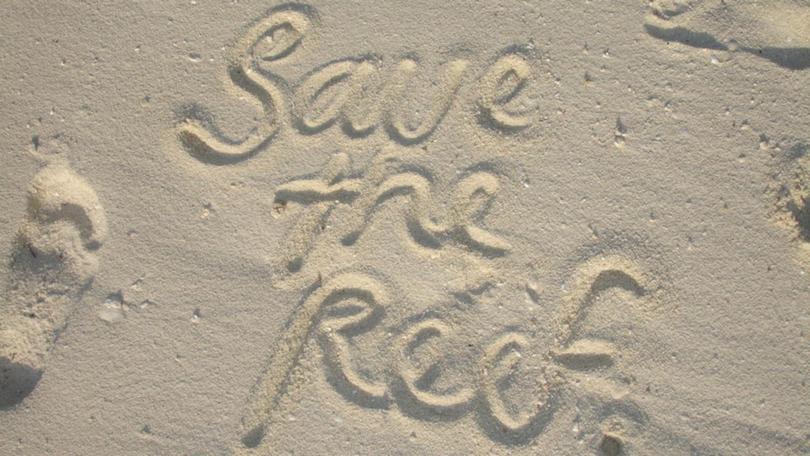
[0,1,808,454]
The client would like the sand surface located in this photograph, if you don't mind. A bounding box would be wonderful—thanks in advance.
[0,1,809,454]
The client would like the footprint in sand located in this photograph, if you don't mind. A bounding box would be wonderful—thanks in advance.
[0,161,107,408]
[645,0,810,70]
[772,146,810,247]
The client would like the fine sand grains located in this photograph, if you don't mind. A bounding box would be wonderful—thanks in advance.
[0,1,809,455]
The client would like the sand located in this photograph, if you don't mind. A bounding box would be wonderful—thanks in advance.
[0,0,808,454]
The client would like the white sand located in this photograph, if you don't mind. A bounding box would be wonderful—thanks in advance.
[1,1,808,454]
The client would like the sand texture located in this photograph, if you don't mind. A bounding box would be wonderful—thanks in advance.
[0,1,809,454]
